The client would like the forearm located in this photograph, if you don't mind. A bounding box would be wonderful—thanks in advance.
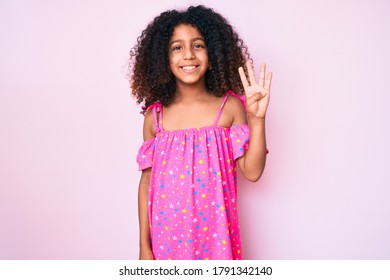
[138,170,152,249]
[240,116,267,182]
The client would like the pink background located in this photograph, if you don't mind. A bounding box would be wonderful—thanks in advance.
[1,0,389,259]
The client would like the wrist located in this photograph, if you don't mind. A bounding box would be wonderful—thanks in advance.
[247,115,266,124]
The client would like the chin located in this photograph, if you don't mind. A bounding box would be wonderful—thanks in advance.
[176,76,205,86]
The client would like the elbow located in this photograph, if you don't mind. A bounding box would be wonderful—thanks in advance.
[241,158,266,182]
[244,170,263,183]
[246,175,261,183]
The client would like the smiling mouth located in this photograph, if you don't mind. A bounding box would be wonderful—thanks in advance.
[180,65,199,72]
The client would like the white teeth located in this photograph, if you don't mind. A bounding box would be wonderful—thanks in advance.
[182,66,197,70]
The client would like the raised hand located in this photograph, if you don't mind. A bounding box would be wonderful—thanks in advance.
[238,61,273,119]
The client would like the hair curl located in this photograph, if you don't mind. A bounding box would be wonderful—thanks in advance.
[129,5,251,114]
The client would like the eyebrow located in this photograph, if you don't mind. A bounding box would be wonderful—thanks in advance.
[169,37,205,45]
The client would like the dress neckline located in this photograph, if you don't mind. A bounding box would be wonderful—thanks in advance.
[158,124,230,134]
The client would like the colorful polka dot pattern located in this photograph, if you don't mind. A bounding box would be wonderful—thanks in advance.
[136,106,250,260]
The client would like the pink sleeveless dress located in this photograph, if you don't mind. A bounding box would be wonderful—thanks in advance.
[137,91,250,260]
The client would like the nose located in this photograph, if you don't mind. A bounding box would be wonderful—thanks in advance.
[183,46,195,60]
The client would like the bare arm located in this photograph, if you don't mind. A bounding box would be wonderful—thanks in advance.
[138,110,155,259]
[236,61,273,182]
[138,168,153,259]
[236,114,267,182]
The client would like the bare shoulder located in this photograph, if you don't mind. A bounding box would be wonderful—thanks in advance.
[225,94,247,125]
[143,109,155,140]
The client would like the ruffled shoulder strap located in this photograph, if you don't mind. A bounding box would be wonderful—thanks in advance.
[145,102,164,133]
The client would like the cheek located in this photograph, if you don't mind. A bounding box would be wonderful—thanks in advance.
[169,54,178,67]
[169,60,175,71]
[199,51,209,63]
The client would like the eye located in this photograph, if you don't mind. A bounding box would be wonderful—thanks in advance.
[171,45,182,51]
[193,43,205,49]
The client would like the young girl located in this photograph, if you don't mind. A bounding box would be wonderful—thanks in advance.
[129,5,272,260]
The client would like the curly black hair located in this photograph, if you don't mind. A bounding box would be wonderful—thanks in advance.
[129,5,251,114]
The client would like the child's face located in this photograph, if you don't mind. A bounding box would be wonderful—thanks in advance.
[169,24,210,88]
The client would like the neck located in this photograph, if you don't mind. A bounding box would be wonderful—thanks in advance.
[174,81,209,102]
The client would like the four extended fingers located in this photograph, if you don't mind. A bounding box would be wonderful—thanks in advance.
[238,61,272,117]
[238,61,272,91]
